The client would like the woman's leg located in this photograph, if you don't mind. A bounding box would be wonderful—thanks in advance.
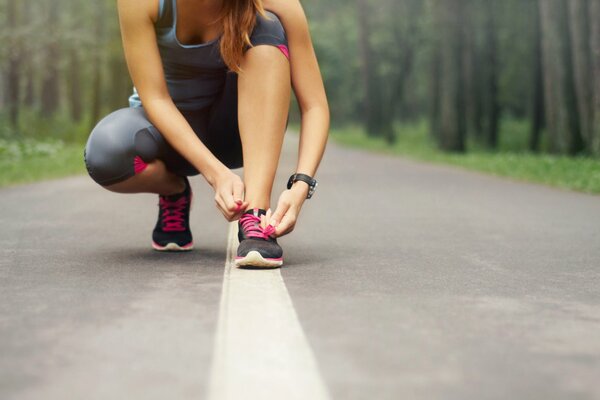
[85,107,197,250]
[103,159,185,195]
[237,44,291,210]
[84,107,195,195]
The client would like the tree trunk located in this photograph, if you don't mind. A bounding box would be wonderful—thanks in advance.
[89,1,106,128]
[429,45,441,140]
[539,0,583,154]
[67,0,83,123]
[107,54,131,111]
[568,0,593,152]
[5,0,21,127]
[41,1,60,117]
[462,0,478,138]
[428,0,442,140]
[483,0,499,149]
[381,0,420,145]
[529,0,545,152]
[590,0,600,156]
[68,48,83,122]
[23,63,35,109]
[22,0,35,109]
[356,0,382,137]
[436,0,466,152]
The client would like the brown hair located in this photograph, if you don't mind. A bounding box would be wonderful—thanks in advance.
[219,0,267,73]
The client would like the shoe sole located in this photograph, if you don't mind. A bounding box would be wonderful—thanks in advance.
[235,251,283,268]
[152,241,194,251]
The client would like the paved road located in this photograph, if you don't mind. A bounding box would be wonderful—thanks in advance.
[1,132,599,399]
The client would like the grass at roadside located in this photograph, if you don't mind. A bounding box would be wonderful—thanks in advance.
[326,122,600,195]
[2,118,599,193]
[0,138,87,188]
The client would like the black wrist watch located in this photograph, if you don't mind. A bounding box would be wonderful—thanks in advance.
[287,173,318,199]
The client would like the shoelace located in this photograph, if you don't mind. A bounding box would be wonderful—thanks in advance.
[159,196,188,232]
[239,213,276,239]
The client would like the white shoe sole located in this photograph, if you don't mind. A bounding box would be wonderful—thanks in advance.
[152,241,194,251]
[235,250,283,268]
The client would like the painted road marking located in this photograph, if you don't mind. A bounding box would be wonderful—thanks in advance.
[207,222,331,400]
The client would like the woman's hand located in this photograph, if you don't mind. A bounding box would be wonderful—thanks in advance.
[267,182,309,238]
[212,170,249,222]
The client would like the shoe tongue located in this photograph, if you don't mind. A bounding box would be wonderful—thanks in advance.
[244,208,267,217]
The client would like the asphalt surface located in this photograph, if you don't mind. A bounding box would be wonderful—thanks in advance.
[1,132,599,399]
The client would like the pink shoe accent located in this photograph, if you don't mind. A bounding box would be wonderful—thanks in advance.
[276,44,290,60]
[159,196,188,232]
[133,156,148,174]
[239,208,276,239]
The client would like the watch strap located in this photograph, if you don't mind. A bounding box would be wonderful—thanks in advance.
[287,173,317,199]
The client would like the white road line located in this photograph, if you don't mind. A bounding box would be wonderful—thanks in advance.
[207,222,331,400]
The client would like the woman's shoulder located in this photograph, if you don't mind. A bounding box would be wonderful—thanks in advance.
[263,0,303,20]
[117,0,161,24]
[263,0,309,34]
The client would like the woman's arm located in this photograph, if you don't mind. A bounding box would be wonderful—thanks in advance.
[263,0,330,235]
[117,0,248,220]
[265,0,330,181]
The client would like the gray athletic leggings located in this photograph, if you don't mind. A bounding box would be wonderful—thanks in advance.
[84,72,253,186]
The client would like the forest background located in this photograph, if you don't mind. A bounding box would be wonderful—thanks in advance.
[1,0,599,192]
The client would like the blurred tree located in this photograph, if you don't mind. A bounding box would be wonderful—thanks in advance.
[529,0,545,152]
[590,0,600,156]
[65,0,84,122]
[356,0,382,139]
[568,0,593,153]
[482,0,499,149]
[432,0,466,152]
[5,0,21,126]
[461,0,482,139]
[106,1,132,111]
[539,0,583,154]
[428,0,441,140]
[89,0,106,128]
[41,0,61,117]
[380,0,421,144]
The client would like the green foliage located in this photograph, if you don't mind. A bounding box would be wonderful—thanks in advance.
[0,112,91,144]
[0,137,86,188]
[330,120,600,194]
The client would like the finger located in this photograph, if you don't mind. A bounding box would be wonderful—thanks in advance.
[259,208,274,230]
[221,184,238,212]
[215,194,234,221]
[274,213,296,237]
[242,200,249,210]
[263,208,272,229]
[233,181,244,202]
[270,202,290,227]
[216,202,232,221]
[226,196,238,212]
[234,200,249,219]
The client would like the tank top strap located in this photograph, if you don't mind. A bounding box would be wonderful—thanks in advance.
[155,0,174,29]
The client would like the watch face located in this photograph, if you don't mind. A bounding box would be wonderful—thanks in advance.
[308,182,317,198]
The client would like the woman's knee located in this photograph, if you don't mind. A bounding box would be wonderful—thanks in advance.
[84,107,158,187]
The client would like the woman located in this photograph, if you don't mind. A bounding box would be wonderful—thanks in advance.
[83,0,329,268]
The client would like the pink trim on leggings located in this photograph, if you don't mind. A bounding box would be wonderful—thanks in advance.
[133,156,148,174]
[276,44,290,60]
